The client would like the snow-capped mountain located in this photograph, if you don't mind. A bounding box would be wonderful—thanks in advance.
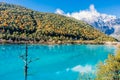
[90,16,120,39]
[82,15,120,40]
[55,4,120,40]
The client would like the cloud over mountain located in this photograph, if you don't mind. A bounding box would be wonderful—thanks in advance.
[55,5,120,40]
[55,8,64,15]
[55,4,116,23]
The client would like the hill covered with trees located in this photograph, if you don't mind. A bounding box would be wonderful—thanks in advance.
[0,2,117,44]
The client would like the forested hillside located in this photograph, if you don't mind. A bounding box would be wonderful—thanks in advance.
[0,2,117,43]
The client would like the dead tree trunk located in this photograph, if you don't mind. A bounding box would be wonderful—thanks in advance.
[20,42,39,80]
[25,43,28,80]
[19,30,39,80]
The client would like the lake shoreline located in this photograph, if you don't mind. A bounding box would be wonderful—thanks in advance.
[0,39,119,45]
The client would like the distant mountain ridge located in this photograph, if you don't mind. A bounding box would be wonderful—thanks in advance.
[55,5,120,41]
[0,2,116,43]
[86,16,120,40]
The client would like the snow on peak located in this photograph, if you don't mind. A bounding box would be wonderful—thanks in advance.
[55,4,120,40]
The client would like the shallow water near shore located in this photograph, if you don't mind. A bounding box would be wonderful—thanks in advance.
[0,44,116,80]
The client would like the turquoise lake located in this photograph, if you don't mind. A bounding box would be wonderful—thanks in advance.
[0,44,116,80]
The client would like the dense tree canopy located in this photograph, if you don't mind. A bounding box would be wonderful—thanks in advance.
[0,2,116,43]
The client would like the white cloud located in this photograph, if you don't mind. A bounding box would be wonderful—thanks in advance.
[55,8,64,15]
[110,25,120,40]
[55,4,120,40]
[89,4,96,12]
[113,25,120,34]
[71,65,94,73]
[55,4,116,23]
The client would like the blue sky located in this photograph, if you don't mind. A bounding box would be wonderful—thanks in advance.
[0,0,120,17]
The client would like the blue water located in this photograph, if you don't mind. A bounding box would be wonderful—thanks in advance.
[0,44,116,80]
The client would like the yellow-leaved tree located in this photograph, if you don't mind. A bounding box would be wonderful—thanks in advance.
[96,46,120,80]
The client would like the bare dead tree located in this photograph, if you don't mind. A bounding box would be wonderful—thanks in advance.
[25,43,28,80]
[20,43,39,80]
[20,30,39,80]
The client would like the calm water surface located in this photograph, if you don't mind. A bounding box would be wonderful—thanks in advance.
[0,44,116,80]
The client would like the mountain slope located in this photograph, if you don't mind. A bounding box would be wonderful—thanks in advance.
[59,5,120,41]
[94,18,120,40]
[86,15,120,41]
[0,3,116,43]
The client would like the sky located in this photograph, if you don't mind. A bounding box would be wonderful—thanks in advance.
[0,0,120,17]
